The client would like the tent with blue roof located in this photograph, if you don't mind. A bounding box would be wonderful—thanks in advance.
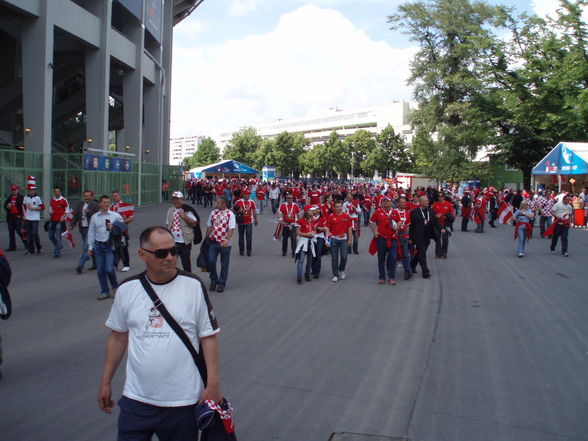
[532,142,588,191]
[188,159,260,178]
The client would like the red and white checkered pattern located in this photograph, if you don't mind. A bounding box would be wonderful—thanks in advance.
[171,209,181,233]
[210,209,231,243]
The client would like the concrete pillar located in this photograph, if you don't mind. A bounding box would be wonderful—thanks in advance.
[85,0,112,152]
[21,2,54,202]
[161,0,174,167]
[142,78,161,163]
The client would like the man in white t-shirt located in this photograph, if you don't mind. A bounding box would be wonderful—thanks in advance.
[98,226,222,441]
[549,195,573,256]
[165,191,199,273]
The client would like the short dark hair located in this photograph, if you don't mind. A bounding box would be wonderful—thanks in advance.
[54,186,61,191]
[112,190,120,195]
[334,200,343,206]
[99,195,110,202]
[139,226,174,248]
[216,196,227,205]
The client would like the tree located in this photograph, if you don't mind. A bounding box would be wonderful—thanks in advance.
[389,0,508,176]
[321,131,349,178]
[301,143,331,177]
[182,137,220,169]
[343,130,376,177]
[222,127,263,165]
[363,125,413,178]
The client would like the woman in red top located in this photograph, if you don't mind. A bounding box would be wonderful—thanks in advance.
[295,207,316,284]
[432,192,455,258]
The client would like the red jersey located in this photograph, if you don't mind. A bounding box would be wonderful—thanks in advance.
[215,184,224,196]
[325,212,352,238]
[110,201,134,232]
[320,203,332,217]
[235,199,256,224]
[297,218,314,234]
[392,208,411,238]
[50,196,69,222]
[290,187,302,201]
[369,208,396,238]
[308,191,322,205]
[8,195,20,215]
[279,202,300,224]
[363,196,372,211]
[373,194,383,209]
[256,189,266,200]
[432,200,454,227]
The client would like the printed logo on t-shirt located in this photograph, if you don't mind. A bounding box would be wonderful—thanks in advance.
[144,307,171,339]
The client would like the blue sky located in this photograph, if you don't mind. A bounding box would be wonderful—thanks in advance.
[169,0,562,138]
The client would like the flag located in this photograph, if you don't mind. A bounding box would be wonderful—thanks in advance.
[61,230,75,247]
[273,222,283,241]
[497,202,513,224]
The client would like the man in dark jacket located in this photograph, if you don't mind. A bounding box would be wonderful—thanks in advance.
[69,190,100,274]
[409,196,443,279]
[3,185,26,251]
[0,248,13,381]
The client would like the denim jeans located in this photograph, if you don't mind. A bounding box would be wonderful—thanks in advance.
[376,236,398,280]
[330,238,348,277]
[208,242,231,287]
[256,199,264,214]
[94,242,118,294]
[517,224,528,254]
[48,220,63,256]
[550,224,569,254]
[271,199,278,214]
[348,228,359,254]
[296,250,312,280]
[78,227,96,269]
[399,237,412,275]
[24,220,41,253]
[540,215,552,236]
[238,223,253,255]
[311,237,325,276]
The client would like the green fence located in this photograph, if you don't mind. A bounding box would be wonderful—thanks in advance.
[1,151,181,221]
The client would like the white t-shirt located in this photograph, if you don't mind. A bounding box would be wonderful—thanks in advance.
[23,195,43,221]
[167,208,196,243]
[551,201,572,221]
[105,272,220,407]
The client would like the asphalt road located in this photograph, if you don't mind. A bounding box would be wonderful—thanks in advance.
[1,202,587,441]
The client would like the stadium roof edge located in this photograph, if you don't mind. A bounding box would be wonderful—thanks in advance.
[173,0,205,26]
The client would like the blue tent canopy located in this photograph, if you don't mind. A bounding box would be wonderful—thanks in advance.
[190,159,260,176]
[532,142,588,175]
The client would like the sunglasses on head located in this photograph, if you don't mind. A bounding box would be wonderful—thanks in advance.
[141,246,178,259]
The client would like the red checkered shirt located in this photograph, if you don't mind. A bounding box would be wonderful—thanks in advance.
[207,209,236,243]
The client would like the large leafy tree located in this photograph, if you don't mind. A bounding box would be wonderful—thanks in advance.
[272,131,308,178]
[222,127,263,165]
[182,137,220,169]
[363,125,413,178]
[343,130,376,177]
[322,131,350,178]
[388,0,508,179]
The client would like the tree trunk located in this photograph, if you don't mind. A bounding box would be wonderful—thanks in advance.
[522,167,532,190]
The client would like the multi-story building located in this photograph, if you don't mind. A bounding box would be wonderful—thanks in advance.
[217,101,416,150]
[0,0,201,214]
[169,135,204,165]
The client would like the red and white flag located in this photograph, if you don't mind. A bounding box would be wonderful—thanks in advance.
[61,230,75,248]
[497,202,513,224]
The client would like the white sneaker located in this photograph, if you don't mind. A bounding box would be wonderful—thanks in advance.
[331,276,339,282]
[121,266,130,272]
[340,271,346,280]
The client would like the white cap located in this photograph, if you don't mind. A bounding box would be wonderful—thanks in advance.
[172,191,183,199]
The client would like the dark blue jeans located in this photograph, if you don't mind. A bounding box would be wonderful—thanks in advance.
[48,220,63,256]
[78,227,96,269]
[117,395,198,441]
[311,237,325,276]
[330,238,348,278]
[238,223,253,255]
[550,224,569,254]
[24,220,41,253]
[94,242,118,294]
[376,236,398,280]
[208,242,231,287]
[399,237,411,275]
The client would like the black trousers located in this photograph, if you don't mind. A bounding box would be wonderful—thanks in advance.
[238,223,253,255]
[114,234,130,267]
[7,215,26,249]
[176,242,192,273]
[461,217,469,231]
[435,231,449,257]
[411,238,431,276]
[282,225,296,256]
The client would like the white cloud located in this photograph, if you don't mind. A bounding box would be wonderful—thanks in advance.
[227,0,264,16]
[170,5,416,138]
[532,0,588,21]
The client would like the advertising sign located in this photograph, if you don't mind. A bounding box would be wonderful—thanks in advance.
[262,166,276,181]
[144,0,163,42]
[84,154,132,172]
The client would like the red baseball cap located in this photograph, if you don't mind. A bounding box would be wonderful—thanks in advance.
[10,185,18,191]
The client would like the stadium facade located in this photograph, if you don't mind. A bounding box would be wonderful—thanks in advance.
[0,0,201,219]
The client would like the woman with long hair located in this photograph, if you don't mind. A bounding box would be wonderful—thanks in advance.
[294,207,316,284]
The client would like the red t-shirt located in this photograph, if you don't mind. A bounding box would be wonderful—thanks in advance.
[8,196,20,215]
[235,199,256,224]
[373,194,383,209]
[432,200,454,226]
[279,202,300,224]
[325,212,352,238]
[297,218,314,234]
[256,189,265,200]
[50,197,69,222]
[370,208,396,238]
[363,196,372,210]
[215,184,224,196]
[308,191,322,205]
[392,208,411,237]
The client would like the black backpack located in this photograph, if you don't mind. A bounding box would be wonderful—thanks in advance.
[182,204,203,245]
[0,253,12,320]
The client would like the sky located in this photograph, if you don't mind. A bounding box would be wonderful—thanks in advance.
[169,0,576,139]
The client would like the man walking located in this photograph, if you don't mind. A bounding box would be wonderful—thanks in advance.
[3,185,26,251]
[206,196,236,293]
[110,190,134,272]
[48,186,69,259]
[549,195,573,256]
[432,192,454,258]
[324,200,352,282]
[234,189,258,256]
[165,191,199,273]
[343,193,361,254]
[23,183,44,255]
[410,196,443,279]
[278,193,300,257]
[88,195,124,300]
[369,196,399,285]
[70,190,99,274]
[97,226,222,441]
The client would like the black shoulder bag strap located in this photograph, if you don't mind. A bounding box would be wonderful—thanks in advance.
[138,271,208,386]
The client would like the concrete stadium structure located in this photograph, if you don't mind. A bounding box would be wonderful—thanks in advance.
[0,0,201,211]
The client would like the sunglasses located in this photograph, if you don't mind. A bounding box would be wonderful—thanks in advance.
[141,246,178,259]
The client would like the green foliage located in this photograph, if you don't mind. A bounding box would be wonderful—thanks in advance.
[271,131,308,178]
[222,127,263,165]
[344,130,376,177]
[182,137,220,169]
[363,125,413,178]
[323,131,350,178]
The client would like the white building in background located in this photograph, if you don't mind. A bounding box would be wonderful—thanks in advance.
[169,135,205,165]
[217,100,416,150]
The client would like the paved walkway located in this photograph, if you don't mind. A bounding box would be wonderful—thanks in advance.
[1,203,587,441]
